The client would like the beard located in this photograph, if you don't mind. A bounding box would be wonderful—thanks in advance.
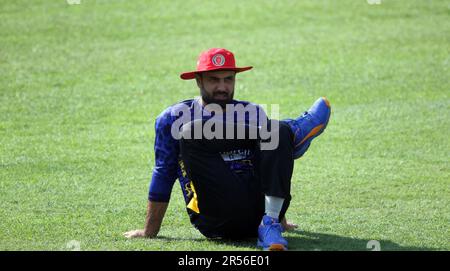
[200,87,234,109]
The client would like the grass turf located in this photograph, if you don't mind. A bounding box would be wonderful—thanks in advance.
[0,0,448,250]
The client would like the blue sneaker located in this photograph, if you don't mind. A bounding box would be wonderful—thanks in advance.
[285,97,331,159]
[257,215,288,251]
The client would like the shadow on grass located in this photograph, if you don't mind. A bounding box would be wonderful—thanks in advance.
[285,230,435,251]
[162,230,436,251]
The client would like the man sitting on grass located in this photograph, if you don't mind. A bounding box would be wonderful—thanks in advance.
[124,48,331,251]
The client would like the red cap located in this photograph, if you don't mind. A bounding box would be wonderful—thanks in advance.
[180,48,253,80]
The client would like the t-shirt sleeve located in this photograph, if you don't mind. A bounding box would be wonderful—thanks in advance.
[148,110,179,202]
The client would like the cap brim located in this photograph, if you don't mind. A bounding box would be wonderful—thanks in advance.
[180,66,253,80]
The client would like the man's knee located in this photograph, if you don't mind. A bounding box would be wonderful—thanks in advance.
[278,121,294,142]
[260,120,293,150]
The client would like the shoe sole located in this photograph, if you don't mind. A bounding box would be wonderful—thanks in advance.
[267,244,287,251]
[257,240,288,251]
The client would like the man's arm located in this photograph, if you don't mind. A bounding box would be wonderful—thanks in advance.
[125,109,178,239]
[123,200,169,238]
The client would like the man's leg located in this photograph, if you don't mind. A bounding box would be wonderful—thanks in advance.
[257,120,294,221]
[255,121,294,250]
[256,97,332,250]
[179,120,299,244]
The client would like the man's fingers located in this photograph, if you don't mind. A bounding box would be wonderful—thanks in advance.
[123,230,137,238]
[291,223,299,229]
[123,229,145,239]
[284,222,298,231]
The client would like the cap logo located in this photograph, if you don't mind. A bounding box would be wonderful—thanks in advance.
[211,54,225,66]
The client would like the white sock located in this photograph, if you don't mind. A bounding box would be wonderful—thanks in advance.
[264,195,284,220]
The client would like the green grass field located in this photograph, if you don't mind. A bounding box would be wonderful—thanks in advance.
[0,0,449,251]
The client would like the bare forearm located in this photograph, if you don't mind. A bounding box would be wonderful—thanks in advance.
[143,200,169,238]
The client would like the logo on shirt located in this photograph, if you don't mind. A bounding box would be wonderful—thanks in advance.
[220,149,252,162]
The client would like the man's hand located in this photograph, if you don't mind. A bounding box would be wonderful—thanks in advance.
[281,217,298,232]
[123,229,147,239]
[124,201,169,239]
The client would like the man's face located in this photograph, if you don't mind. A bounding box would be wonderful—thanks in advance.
[196,70,236,108]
